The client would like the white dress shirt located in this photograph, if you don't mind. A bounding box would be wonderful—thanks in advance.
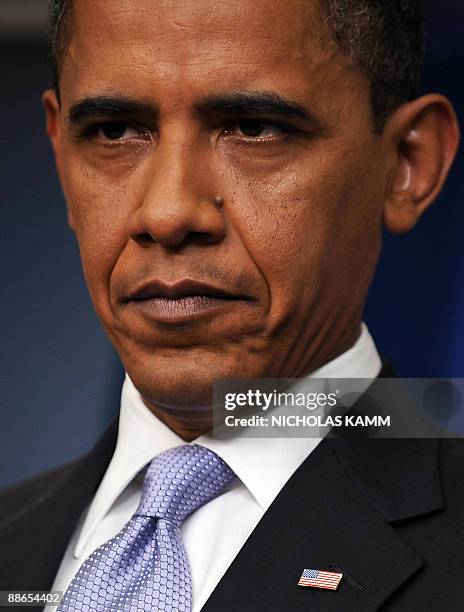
[49,323,381,611]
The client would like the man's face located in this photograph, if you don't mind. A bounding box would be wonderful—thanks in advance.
[48,0,388,413]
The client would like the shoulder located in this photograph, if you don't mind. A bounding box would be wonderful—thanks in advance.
[439,437,464,497]
[0,459,82,532]
[0,416,119,532]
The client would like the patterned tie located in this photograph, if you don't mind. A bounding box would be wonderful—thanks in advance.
[58,444,235,612]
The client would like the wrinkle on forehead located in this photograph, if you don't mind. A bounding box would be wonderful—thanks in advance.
[66,0,337,69]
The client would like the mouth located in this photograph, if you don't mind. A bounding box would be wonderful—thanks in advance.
[124,278,254,323]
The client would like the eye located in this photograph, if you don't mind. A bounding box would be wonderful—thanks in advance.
[86,121,147,141]
[99,122,141,140]
[229,119,288,139]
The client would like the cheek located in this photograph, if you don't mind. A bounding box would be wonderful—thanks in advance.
[220,141,383,326]
[60,155,137,309]
[221,162,329,267]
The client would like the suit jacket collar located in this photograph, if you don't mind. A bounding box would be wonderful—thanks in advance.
[328,361,444,523]
[328,437,443,523]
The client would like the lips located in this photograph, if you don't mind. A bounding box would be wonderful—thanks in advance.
[124,278,253,323]
[127,279,245,302]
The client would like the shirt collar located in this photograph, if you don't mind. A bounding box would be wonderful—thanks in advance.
[74,322,380,558]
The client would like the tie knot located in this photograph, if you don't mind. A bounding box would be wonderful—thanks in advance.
[136,444,235,526]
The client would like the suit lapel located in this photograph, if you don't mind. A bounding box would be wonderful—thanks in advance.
[202,435,442,612]
[0,418,118,590]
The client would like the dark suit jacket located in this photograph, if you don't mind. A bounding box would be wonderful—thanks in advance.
[1,365,463,611]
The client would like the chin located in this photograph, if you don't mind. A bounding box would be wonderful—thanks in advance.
[122,344,267,412]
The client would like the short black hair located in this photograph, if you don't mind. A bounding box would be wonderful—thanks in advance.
[48,0,424,132]
[323,0,424,130]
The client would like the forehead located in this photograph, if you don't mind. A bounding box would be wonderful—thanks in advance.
[68,0,324,58]
[60,0,366,119]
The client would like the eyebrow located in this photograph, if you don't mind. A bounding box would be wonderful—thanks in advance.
[67,91,320,128]
[68,96,156,124]
[197,92,315,123]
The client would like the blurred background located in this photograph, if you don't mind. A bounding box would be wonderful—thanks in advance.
[0,0,463,488]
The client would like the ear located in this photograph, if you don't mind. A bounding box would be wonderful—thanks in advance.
[42,89,75,230]
[383,94,460,234]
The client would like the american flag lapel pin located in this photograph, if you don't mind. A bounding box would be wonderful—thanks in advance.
[298,568,343,591]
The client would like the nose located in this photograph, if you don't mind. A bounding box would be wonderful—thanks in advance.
[128,135,226,249]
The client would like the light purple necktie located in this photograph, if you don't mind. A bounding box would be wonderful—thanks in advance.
[58,444,235,612]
